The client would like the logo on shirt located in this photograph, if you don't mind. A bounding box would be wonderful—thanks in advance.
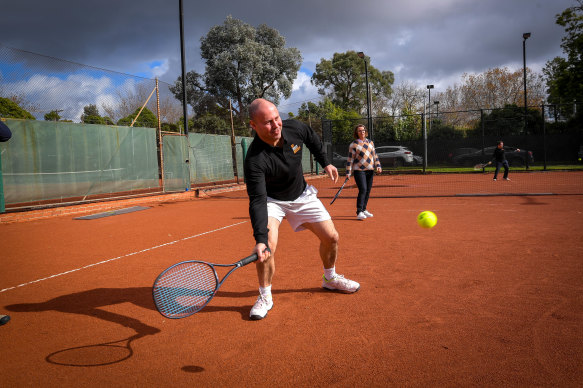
[291,144,301,154]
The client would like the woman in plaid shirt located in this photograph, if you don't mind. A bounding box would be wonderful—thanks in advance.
[346,124,382,220]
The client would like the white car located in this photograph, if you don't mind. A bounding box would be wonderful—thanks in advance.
[375,146,415,167]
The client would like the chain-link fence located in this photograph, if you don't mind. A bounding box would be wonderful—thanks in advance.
[323,102,583,169]
[0,44,182,128]
[2,45,582,210]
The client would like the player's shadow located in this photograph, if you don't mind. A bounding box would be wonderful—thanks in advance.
[3,286,326,365]
[4,286,326,326]
[5,287,160,335]
[5,287,159,367]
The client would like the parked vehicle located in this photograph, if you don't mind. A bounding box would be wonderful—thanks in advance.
[452,146,534,167]
[448,147,479,164]
[412,155,423,166]
[375,146,415,167]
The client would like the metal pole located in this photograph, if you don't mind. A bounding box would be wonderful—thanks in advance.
[522,33,531,170]
[542,103,547,170]
[428,88,431,133]
[481,109,485,167]
[423,100,427,173]
[522,33,530,136]
[364,60,371,141]
[179,0,191,191]
[156,78,164,188]
[229,100,239,184]
[357,52,372,141]
[426,85,434,134]
[179,0,189,138]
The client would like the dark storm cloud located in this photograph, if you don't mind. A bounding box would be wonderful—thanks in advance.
[1,0,576,105]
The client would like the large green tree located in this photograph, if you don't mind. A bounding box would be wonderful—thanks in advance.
[80,104,113,125]
[44,110,61,121]
[171,16,302,124]
[0,97,35,120]
[543,0,583,105]
[311,51,394,113]
[117,107,157,128]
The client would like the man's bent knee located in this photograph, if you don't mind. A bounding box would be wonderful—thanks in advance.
[304,220,339,246]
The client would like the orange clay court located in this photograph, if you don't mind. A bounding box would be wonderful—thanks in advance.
[1,172,582,387]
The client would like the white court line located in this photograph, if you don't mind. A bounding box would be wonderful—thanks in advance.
[0,221,248,293]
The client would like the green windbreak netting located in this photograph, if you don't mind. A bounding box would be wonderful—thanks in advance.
[1,120,159,205]
[187,133,241,184]
[0,120,332,208]
[162,134,190,191]
[187,133,317,185]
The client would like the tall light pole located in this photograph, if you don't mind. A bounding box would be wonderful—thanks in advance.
[358,52,372,140]
[427,85,434,132]
[523,32,530,136]
[179,0,189,138]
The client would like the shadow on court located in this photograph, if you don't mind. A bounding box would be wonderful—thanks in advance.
[520,196,549,205]
[3,286,327,329]
[5,287,159,367]
[3,286,336,366]
[5,287,159,332]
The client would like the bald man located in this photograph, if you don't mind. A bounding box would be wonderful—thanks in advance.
[244,98,360,320]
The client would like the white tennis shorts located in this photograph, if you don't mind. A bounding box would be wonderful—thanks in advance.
[267,184,331,232]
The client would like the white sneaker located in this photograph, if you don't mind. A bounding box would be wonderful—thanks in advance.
[322,274,360,293]
[357,212,367,220]
[363,210,373,218]
[249,295,273,320]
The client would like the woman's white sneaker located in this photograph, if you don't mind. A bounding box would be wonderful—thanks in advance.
[363,210,373,217]
[357,212,367,220]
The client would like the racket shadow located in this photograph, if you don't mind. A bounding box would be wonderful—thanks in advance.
[5,287,159,367]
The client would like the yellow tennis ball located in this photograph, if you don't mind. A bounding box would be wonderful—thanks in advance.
[417,211,437,229]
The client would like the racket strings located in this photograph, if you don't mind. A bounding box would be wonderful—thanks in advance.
[153,262,217,318]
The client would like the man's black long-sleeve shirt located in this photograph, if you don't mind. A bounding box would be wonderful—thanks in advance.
[492,147,506,163]
[244,119,330,245]
[0,120,12,142]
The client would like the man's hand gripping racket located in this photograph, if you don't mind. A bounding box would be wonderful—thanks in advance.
[474,161,492,170]
[153,248,270,319]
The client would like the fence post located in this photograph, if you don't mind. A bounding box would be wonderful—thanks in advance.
[422,100,427,173]
[542,104,547,170]
[481,109,485,168]
[229,100,239,184]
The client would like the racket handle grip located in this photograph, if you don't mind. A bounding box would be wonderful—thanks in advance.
[238,247,270,267]
[238,253,259,267]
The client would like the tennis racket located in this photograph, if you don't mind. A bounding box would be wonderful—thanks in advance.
[474,161,491,170]
[330,176,350,205]
[153,251,265,319]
